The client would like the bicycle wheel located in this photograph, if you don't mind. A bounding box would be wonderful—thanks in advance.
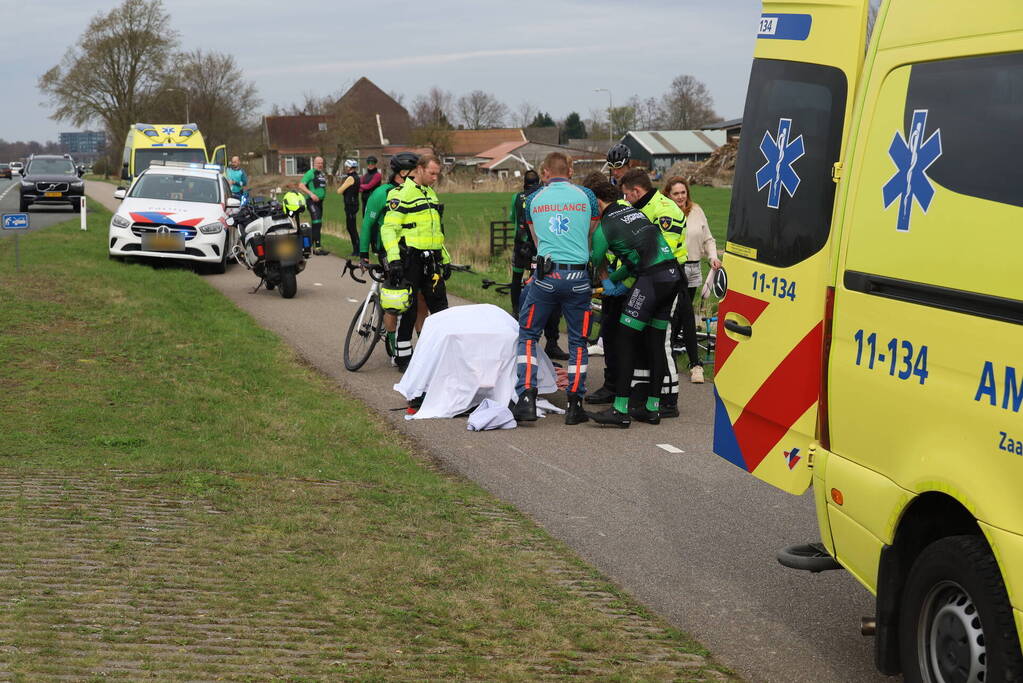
[344,295,384,371]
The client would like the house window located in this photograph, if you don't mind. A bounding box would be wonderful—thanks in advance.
[497,169,509,179]
[443,157,456,165]
[284,156,296,176]
[318,122,327,132]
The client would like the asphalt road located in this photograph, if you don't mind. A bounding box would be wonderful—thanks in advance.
[87,186,891,683]
[0,176,85,237]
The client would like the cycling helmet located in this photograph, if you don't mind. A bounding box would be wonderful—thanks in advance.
[606,143,631,168]
[366,156,378,164]
[380,280,412,313]
[280,190,306,214]
[389,152,420,173]
[344,159,358,169]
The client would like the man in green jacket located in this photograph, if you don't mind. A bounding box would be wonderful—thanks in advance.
[358,153,420,361]
[584,175,681,428]
[299,156,328,255]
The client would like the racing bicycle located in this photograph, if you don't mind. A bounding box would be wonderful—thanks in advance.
[342,260,474,372]
[341,259,389,371]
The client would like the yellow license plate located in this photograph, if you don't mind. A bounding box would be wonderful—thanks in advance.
[44,191,62,198]
[277,242,297,257]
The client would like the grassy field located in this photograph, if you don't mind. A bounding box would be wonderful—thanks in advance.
[0,209,730,680]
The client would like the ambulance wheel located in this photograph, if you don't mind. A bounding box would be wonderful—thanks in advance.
[898,535,1023,683]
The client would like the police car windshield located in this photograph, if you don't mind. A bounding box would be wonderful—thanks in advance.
[134,149,206,172]
[130,174,221,204]
[27,159,76,175]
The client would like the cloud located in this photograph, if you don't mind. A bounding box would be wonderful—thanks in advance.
[249,46,594,77]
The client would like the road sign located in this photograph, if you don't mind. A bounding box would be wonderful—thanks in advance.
[2,213,29,230]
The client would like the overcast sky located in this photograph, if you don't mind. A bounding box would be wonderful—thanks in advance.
[3,0,762,144]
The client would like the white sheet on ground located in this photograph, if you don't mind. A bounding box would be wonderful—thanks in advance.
[394,304,557,419]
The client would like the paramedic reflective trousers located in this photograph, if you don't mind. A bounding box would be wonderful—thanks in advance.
[516,270,592,397]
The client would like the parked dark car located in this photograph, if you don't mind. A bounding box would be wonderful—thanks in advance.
[19,155,84,211]
[0,163,11,179]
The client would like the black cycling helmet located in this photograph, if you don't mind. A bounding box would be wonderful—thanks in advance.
[366,156,378,164]
[606,143,631,168]
[523,169,540,190]
[390,152,420,173]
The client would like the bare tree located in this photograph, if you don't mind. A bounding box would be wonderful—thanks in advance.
[166,50,260,152]
[411,125,453,158]
[410,87,455,128]
[38,0,178,170]
[515,101,539,128]
[456,91,509,129]
[627,95,664,130]
[387,89,406,107]
[660,74,719,129]
[609,105,636,138]
[312,103,367,177]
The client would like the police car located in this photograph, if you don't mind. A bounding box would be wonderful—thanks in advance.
[108,162,239,273]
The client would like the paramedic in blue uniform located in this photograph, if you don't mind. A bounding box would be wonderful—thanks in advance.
[512,152,599,425]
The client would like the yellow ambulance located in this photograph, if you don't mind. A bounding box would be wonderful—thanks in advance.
[120,123,226,181]
[713,0,1023,678]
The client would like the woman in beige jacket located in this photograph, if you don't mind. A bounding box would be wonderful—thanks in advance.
[663,176,721,382]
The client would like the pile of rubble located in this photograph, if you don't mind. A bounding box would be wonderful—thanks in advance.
[665,139,739,188]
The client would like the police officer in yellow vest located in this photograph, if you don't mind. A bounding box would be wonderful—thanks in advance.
[619,168,702,415]
[380,154,451,371]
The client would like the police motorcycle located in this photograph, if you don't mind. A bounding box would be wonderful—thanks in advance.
[231,190,312,298]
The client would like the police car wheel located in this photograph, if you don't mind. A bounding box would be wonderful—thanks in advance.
[898,535,1023,683]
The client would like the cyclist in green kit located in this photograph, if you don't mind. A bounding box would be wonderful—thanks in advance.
[582,175,681,428]
[299,156,328,255]
[358,153,420,361]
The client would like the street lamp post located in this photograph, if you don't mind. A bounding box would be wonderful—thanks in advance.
[165,87,190,123]
[594,88,613,146]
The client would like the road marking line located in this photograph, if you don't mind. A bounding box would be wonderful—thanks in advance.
[657,444,684,454]
[314,282,323,286]
[346,297,359,303]
[0,182,18,202]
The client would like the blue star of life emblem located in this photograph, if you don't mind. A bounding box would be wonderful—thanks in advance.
[756,118,805,209]
[161,126,176,135]
[548,213,570,236]
[882,109,942,232]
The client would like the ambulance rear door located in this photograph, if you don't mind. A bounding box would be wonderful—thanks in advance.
[210,145,227,171]
[713,0,870,494]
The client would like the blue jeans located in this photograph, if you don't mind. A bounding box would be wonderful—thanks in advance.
[515,270,592,397]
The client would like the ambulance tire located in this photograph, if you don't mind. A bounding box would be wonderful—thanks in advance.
[898,535,1023,683]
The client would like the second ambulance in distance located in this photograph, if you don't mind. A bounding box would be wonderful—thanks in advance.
[108,162,239,274]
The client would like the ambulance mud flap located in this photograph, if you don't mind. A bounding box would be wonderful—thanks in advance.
[777,542,842,572]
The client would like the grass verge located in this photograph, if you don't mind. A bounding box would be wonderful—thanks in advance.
[0,208,731,680]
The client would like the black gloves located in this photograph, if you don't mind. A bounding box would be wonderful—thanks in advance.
[442,263,452,281]
[388,261,404,283]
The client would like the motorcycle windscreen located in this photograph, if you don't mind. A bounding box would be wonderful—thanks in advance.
[712,0,869,495]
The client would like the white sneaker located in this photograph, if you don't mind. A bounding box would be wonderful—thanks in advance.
[690,365,705,384]
[588,343,604,356]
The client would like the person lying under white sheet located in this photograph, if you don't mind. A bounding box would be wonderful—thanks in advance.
[394,304,566,419]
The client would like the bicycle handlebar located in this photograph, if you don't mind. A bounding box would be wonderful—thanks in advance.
[341,259,386,284]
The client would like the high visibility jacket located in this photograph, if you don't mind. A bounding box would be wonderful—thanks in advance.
[633,189,688,262]
[380,177,450,263]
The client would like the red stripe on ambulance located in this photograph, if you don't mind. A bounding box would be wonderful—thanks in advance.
[730,322,823,473]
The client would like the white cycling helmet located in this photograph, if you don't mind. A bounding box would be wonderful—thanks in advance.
[344,159,358,169]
